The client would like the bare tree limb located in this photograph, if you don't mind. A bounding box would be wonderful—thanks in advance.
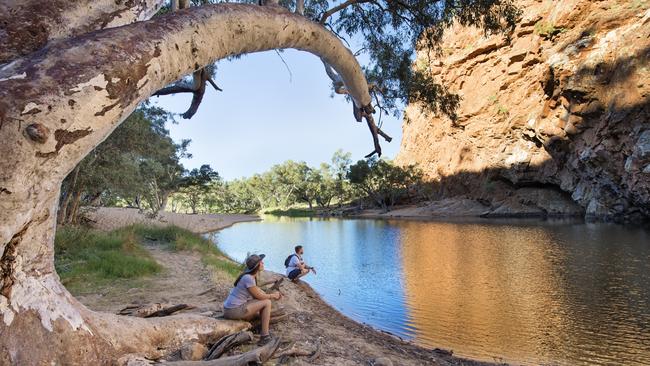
[319,0,373,24]
[207,78,223,92]
[362,106,391,158]
[182,69,208,119]
[295,0,305,14]
[153,84,195,96]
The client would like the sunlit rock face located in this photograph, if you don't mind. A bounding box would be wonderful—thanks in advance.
[397,0,650,222]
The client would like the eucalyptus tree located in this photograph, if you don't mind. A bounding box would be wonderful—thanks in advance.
[0,0,518,363]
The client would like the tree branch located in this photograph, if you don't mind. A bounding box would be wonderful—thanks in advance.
[0,0,166,63]
[207,78,223,92]
[153,84,195,96]
[319,0,372,24]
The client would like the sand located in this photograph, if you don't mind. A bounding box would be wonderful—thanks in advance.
[84,207,259,233]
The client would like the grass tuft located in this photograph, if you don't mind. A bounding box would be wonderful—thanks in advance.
[55,226,162,293]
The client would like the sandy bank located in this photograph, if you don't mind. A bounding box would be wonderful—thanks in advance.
[84,207,259,233]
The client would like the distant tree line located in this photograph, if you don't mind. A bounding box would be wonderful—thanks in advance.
[58,106,428,224]
[169,151,427,215]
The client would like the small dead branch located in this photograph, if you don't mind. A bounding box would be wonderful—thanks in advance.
[268,278,284,292]
[117,303,193,318]
[196,287,217,296]
[153,68,222,119]
[205,331,254,360]
[363,110,392,158]
[146,304,192,318]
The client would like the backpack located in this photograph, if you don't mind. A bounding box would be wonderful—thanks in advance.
[284,254,297,268]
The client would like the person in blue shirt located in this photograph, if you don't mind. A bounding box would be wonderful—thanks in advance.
[285,245,316,282]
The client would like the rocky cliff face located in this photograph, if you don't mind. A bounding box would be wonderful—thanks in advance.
[397,0,650,222]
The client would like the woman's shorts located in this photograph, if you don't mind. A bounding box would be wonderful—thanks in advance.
[223,302,249,320]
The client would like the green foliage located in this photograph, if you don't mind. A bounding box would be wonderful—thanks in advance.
[332,0,521,118]
[264,208,316,217]
[348,158,423,211]
[168,151,431,215]
[175,165,220,214]
[59,104,191,223]
[534,21,565,40]
[54,226,161,293]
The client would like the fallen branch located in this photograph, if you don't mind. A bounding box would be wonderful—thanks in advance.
[117,303,193,318]
[205,331,254,360]
[146,304,192,318]
[166,336,280,366]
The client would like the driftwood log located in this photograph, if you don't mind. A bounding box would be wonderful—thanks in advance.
[165,337,280,366]
[205,331,254,360]
[117,303,193,318]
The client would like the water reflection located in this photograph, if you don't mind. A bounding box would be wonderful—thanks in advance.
[212,217,650,365]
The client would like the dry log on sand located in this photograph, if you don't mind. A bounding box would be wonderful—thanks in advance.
[165,337,280,366]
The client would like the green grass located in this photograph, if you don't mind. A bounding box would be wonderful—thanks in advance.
[129,224,244,278]
[55,224,243,293]
[264,208,318,217]
[55,226,162,292]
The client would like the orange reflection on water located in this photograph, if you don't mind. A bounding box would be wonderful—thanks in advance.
[398,220,577,364]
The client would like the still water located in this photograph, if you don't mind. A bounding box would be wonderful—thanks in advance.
[209,216,650,365]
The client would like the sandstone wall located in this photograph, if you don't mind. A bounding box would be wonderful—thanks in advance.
[397,0,650,222]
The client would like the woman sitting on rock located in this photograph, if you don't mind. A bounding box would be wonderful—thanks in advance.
[223,254,282,345]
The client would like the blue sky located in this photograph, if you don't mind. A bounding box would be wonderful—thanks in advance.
[153,49,403,180]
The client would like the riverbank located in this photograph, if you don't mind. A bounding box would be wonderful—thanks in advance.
[270,193,588,221]
[70,209,499,365]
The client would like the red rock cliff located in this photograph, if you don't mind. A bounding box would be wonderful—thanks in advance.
[397,0,650,222]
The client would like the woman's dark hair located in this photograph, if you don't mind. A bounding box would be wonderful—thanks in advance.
[233,265,260,287]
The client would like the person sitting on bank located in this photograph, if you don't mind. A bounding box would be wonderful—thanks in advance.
[285,245,316,282]
[222,254,282,345]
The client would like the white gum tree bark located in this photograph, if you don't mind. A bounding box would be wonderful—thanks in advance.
[0,0,167,64]
[0,3,371,364]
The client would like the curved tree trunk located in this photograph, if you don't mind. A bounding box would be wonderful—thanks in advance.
[0,3,371,364]
[0,0,166,64]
